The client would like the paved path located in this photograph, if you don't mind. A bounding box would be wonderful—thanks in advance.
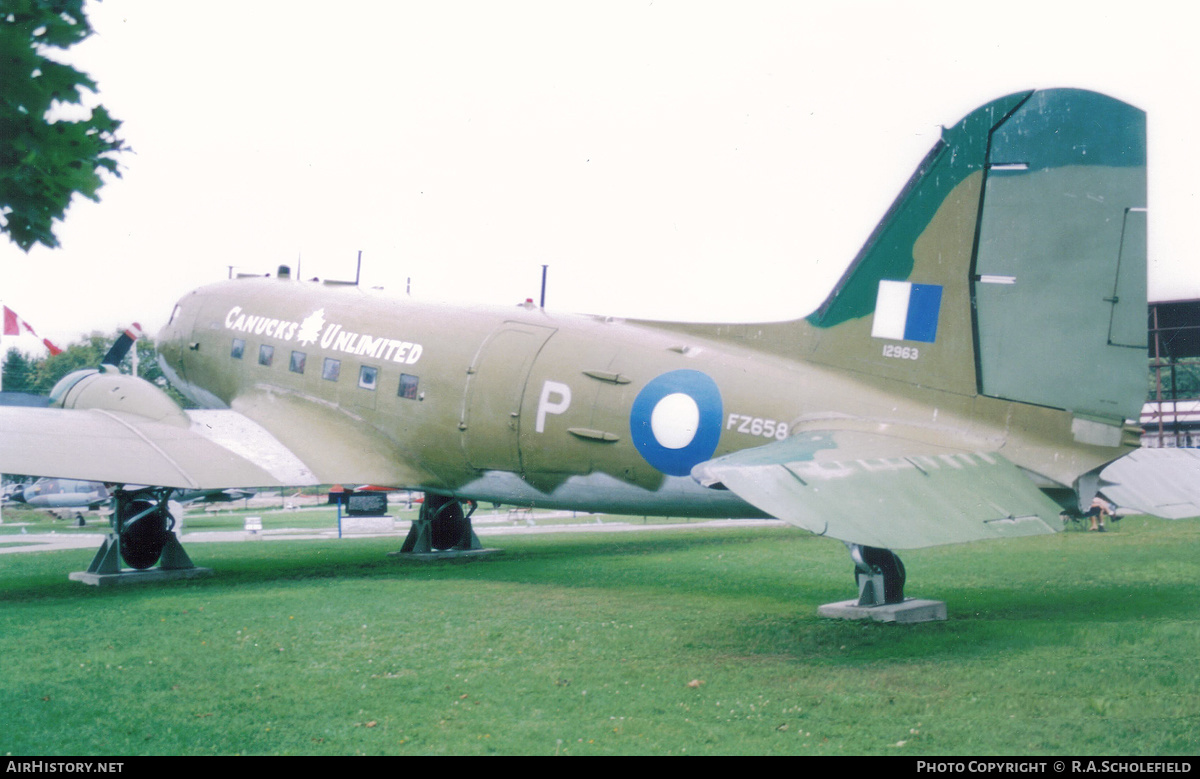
[0,517,784,555]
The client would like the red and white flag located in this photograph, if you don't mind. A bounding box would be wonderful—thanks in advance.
[2,306,63,355]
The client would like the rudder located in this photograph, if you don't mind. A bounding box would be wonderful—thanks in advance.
[972,90,1147,424]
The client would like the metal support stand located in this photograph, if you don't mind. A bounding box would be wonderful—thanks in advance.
[392,495,500,560]
[851,544,906,606]
[70,487,211,586]
[818,544,946,623]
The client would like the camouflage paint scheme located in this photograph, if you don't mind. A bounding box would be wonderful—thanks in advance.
[0,89,1149,551]
[6,478,109,509]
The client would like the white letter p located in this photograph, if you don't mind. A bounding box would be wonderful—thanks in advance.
[536,380,572,433]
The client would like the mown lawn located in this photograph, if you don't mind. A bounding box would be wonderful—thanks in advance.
[0,516,1196,755]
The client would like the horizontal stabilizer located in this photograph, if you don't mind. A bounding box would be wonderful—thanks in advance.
[693,433,1063,549]
[1100,448,1200,520]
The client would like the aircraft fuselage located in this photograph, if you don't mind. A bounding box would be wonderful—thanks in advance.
[155,274,1123,519]
[159,278,824,516]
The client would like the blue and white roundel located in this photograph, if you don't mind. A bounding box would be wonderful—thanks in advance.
[629,370,723,477]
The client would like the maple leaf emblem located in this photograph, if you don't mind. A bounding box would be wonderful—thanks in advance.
[296,309,326,346]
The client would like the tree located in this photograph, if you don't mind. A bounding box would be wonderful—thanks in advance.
[1,329,191,406]
[1149,359,1200,400]
[27,331,107,391]
[1,346,36,391]
[0,0,125,251]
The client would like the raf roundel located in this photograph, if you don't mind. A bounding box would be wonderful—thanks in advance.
[629,370,723,477]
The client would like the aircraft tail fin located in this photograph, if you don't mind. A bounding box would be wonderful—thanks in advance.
[800,89,1147,424]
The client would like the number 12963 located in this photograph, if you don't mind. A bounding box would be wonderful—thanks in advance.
[882,344,920,360]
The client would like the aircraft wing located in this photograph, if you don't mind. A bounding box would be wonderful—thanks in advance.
[0,406,317,489]
[692,430,1064,550]
[0,376,442,491]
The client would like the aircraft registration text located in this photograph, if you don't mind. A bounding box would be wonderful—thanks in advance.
[726,414,789,440]
[882,344,920,361]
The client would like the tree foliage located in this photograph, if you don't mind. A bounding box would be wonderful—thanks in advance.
[0,0,125,251]
[1149,359,1200,400]
[1,346,35,391]
[2,329,179,402]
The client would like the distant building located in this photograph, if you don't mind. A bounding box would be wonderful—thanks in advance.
[1148,299,1200,448]
[1142,400,1200,448]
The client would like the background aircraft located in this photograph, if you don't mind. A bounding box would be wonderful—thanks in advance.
[0,88,1175,609]
[2,477,254,520]
[173,488,258,505]
[5,478,109,510]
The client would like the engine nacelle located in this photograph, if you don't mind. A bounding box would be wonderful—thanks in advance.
[49,367,190,427]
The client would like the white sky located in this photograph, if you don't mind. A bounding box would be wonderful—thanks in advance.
[2,0,1198,353]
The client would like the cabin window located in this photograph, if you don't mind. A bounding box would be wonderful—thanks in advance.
[231,338,245,359]
[289,351,306,374]
[322,357,340,381]
[399,373,419,399]
[258,344,274,367]
[358,365,378,391]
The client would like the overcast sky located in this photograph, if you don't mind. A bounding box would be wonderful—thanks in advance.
[2,0,1197,352]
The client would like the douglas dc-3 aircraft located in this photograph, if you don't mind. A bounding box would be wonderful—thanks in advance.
[0,89,1158,602]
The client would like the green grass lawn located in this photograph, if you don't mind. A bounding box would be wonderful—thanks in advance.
[0,515,1197,756]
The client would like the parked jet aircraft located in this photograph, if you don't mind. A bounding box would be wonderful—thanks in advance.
[5,478,110,510]
[0,89,1157,602]
[0,478,110,526]
[2,478,252,510]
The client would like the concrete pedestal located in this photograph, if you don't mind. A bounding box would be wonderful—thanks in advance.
[818,598,947,624]
[69,567,213,587]
[387,547,502,561]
